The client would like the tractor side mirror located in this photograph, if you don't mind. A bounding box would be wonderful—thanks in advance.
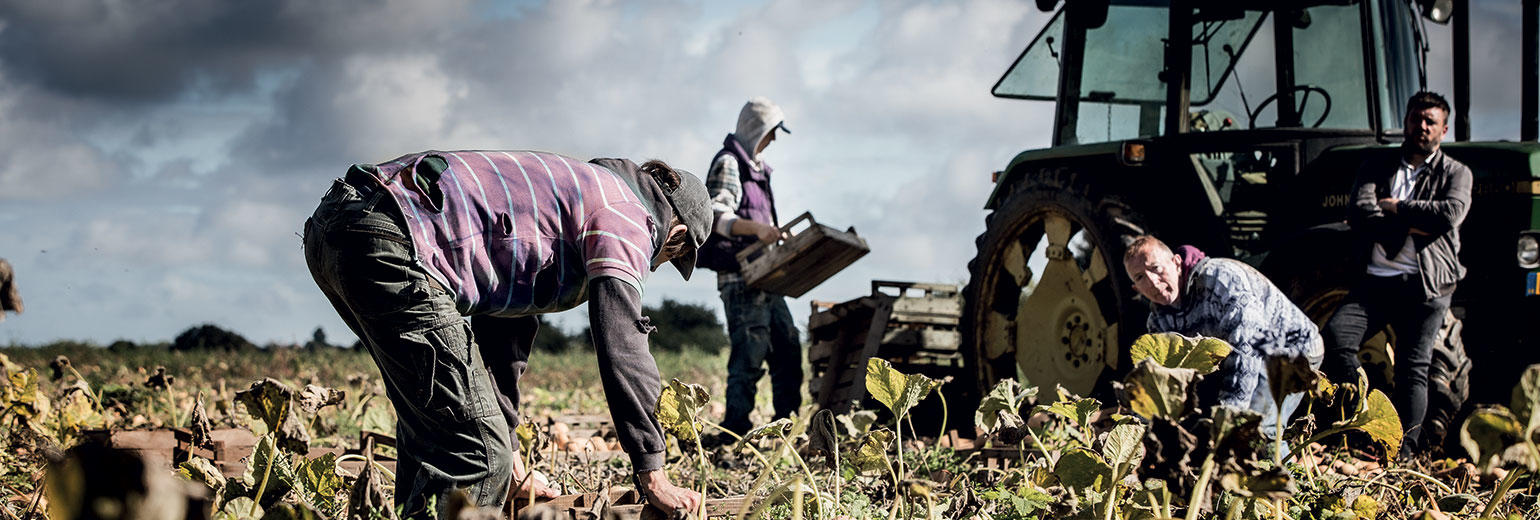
[1417,0,1454,24]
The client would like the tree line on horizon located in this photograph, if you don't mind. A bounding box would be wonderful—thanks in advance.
[4,298,730,354]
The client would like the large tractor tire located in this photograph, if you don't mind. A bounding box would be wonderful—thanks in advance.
[959,167,1148,429]
[1277,258,1472,451]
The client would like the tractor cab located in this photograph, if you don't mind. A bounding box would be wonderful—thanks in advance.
[996,0,1432,144]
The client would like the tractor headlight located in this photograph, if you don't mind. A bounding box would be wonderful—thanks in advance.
[1519,234,1540,269]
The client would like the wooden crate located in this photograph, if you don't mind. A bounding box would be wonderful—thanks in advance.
[736,212,869,297]
[807,280,966,415]
[512,488,749,519]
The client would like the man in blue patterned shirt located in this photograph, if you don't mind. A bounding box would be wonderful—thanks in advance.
[1124,236,1324,436]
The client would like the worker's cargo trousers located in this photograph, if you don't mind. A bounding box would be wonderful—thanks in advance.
[303,174,512,517]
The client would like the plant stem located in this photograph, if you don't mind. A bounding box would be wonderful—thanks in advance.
[692,420,708,520]
[252,438,276,517]
[1103,482,1119,520]
[65,366,101,412]
[935,392,949,444]
[1184,453,1218,520]
[1481,467,1524,519]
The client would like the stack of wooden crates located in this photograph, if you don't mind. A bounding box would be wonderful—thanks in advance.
[807,280,967,415]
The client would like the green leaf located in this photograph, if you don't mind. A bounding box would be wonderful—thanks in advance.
[1266,355,1322,405]
[1218,467,1296,499]
[235,378,310,453]
[864,358,942,421]
[1129,333,1232,374]
[656,378,710,442]
[240,435,296,504]
[975,378,1036,439]
[296,453,344,513]
[1100,419,1145,468]
[1510,364,1540,437]
[1338,389,1404,457]
[742,417,795,443]
[1460,407,1529,471]
[514,421,536,448]
[235,378,294,433]
[219,497,262,520]
[1054,447,1113,491]
[1039,395,1102,433]
[1122,359,1199,419]
[179,456,228,506]
[1351,494,1381,519]
[850,429,894,475]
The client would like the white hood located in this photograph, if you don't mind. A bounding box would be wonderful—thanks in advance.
[734,97,786,162]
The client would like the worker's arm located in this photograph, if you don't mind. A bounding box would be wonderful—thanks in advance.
[587,276,702,514]
[587,276,666,471]
[1395,162,1473,235]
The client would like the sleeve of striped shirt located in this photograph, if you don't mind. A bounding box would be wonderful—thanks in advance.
[706,154,741,237]
[580,201,655,292]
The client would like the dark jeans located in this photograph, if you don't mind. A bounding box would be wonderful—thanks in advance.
[1322,274,1450,456]
[303,177,512,517]
[720,280,803,434]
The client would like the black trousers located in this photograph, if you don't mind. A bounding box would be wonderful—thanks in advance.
[1322,274,1450,456]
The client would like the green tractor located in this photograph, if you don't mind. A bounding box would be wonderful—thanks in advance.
[961,0,1540,447]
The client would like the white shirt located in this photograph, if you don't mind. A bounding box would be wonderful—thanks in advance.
[1366,153,1434,277]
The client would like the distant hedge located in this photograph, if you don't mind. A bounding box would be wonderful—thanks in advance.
[171,323,256,352]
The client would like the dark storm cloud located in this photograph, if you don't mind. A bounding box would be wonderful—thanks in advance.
[0,0,466,103]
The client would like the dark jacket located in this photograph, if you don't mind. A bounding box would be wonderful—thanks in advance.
[1349,149,1472,300]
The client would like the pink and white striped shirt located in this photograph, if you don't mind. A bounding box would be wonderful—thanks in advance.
[367,151,658,317]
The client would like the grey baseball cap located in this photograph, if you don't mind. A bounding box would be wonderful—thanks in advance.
[657,168,712,280]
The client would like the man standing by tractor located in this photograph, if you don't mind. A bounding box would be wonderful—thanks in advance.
[303,151,709,517]
[698,97,803,438]
[1124,237,1324,437]
[1321,91,1472,459]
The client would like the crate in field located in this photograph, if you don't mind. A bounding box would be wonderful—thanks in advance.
[807,280,966,415]
[735,212,869,297]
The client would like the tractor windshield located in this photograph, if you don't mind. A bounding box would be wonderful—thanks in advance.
[997,1,1422,143]
[994,2,1263,106]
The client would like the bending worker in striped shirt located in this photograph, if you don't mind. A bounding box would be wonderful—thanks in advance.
[303,151,712,517]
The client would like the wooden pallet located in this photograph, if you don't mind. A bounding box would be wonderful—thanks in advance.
[807,280,967,415]
[512,488,748,519]
[737,212,869,297]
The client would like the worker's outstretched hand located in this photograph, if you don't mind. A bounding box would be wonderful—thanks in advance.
[637,469,702,517]
[512,473,561,500]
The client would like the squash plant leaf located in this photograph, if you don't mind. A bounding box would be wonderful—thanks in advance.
[1054,447,1112,491]
[1460,406,1531,471]
[1511,364,1540,438]
[656,378,710,442]
[1218,467,1296,499]
[865,358,941,421]
[1122,359,1199,420]
[1336,389,1403,458]
[296,384,346,416]
[743,417,795,443]
[179,456,228,505]
[1266,355,1321,405]
[1129,333,1232,374]
[296,453,344,514]
[1100,419,1145,468]
[236,378,293,432]
[1039,393,1102,434]
[851,429,894,475]
[975,378,1036,442]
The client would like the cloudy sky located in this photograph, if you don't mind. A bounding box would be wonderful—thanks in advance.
[0,0,1528,346]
